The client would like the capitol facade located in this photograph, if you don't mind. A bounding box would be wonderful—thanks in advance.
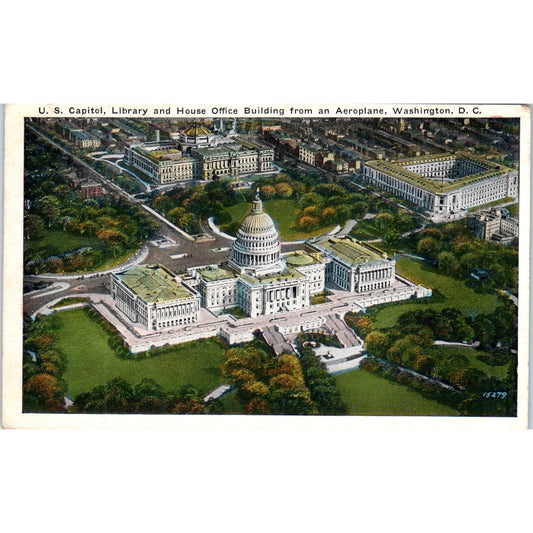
[111,193,399,329]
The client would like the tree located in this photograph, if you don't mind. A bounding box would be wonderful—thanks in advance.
[365,331,390,358]
[384,229,401,248]
[375,213,394,232]
[36,195,61,227]
[274,182,293,198]
[24,214,45,240]
[296,215,319,231]
[417,236,440,259]
[437,251,459,274]
[320,206,336,224]
[134,378,165,402]
[24,373,64,411]
[298,192,324,209]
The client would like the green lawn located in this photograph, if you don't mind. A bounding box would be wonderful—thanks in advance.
[25,227,140,274]
[372,257,499,329]
[53,308,226,398]
[349,220,383,240]
[335,368,459,416]
[220,198,334,241]
[25,229,98,257]
[431,345,510,380]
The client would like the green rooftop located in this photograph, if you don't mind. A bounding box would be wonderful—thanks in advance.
[284,251,320,267]
[241,269,304,286]
[196,266,236,282]
[310,236,383,266]
[116,265,194,303]
[365,153,514,194]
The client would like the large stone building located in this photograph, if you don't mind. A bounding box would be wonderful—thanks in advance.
[112,194,400,328]
[363,153,518,219]
[111,265,201,331]
[124,125,274,184]
[306,235,395,293]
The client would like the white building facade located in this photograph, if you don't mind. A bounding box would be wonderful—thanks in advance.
[363,153,518,219]
[124,125,274,184]
[111,265,201,331]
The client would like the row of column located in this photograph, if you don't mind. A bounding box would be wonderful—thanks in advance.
[267,286,298,302]
[360,268,392,282]
[156,301,197,319]
[234,251,279,266]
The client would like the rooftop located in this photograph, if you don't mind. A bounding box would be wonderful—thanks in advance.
[196,265,236,282]
[184,125,211,137]
[309,235,384,266]
[116,265,194,303]
[241,268,304,286]
[365,152,514,194]
[283,251,320,267]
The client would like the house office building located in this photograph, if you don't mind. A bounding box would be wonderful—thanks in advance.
[363,153,518,219]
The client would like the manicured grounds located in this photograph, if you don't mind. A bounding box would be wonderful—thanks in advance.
[430,345,510,380]
[25,229,98,257]
[53,308,226,398]
[372,257,499,329]
[335,368,459,416]
[25,228,139,273]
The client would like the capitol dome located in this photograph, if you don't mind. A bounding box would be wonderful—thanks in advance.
[230,193,282,276]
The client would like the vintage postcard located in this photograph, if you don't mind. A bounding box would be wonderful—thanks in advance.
[2,104,530,428]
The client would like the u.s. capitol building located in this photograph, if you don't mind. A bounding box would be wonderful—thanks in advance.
[111,193,398,330]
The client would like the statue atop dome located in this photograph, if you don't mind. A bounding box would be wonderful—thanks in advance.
[251,191,263,213]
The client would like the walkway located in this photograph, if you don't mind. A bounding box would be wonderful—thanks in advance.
[141,205,195,242]
[27,281,70,299]
[203,385,234,403]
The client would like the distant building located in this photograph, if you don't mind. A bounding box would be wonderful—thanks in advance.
[124,125,274,184]
[71,130,100,149]
[79,180,103,199]
[467,206,518,244]
[324,159,349,174]
[298,143,321,166]
[363,153,518,219]
[55,122,100,148]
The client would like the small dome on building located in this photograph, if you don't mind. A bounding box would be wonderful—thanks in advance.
[185,125,212,137]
